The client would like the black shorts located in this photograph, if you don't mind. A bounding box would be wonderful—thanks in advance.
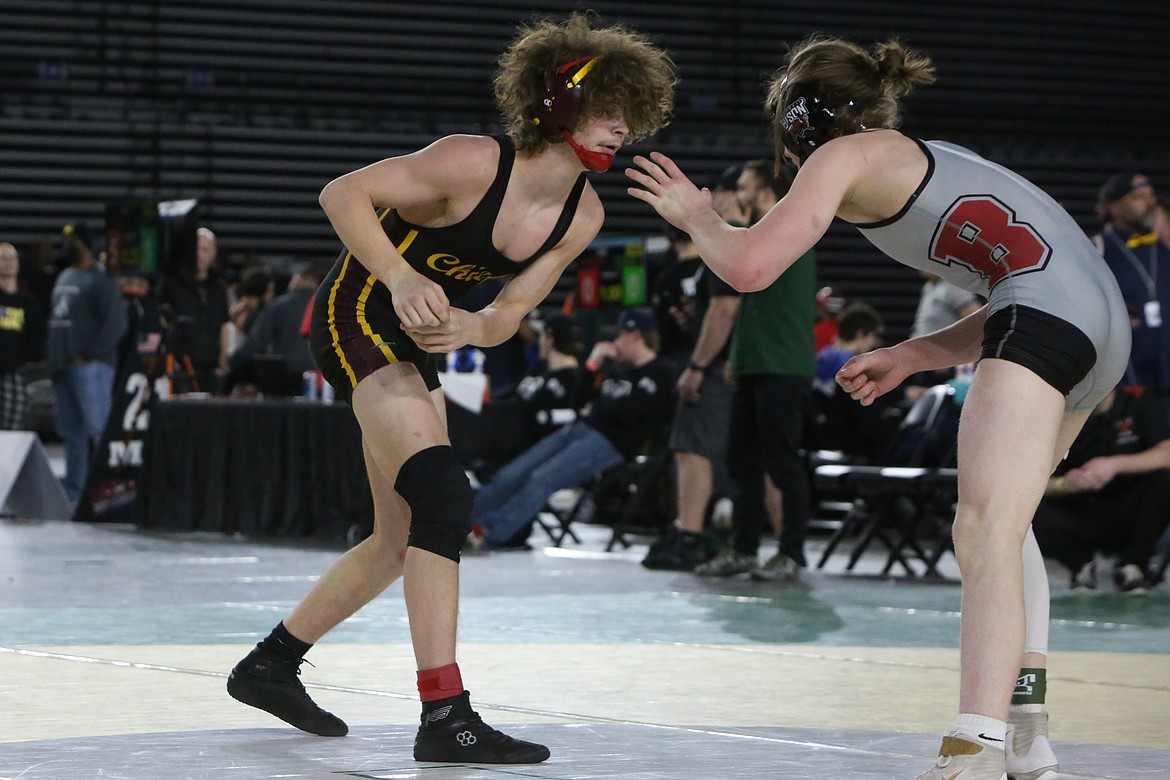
[309,254,441,405]
[980,304,1096,397]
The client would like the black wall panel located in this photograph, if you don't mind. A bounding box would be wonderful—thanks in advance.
[3,0,1168,338]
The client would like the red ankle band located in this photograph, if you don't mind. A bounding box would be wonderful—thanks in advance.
[417,662,463,703]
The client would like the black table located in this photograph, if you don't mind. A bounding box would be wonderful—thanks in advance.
[137,398,370,541]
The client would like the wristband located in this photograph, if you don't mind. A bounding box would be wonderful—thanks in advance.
[687,360,708,373]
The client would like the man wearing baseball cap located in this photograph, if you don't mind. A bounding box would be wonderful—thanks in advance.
[1093,172,1170,420]
[471,306,678,549]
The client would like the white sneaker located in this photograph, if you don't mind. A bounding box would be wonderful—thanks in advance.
[693,549,756,577]
[1070,561,1097,593]
[1113,563,1150,595]
[750,551,800,581]
[1006,709,1059,780]
[915,735,1007,780]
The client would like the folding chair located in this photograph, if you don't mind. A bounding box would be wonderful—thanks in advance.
[533,487,587,547]
[602,445,675,552]
[814,384,959,577]
[534,423,674,551]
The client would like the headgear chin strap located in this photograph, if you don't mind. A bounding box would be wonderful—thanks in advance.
[532,56,612,172]
[561,128,613,172]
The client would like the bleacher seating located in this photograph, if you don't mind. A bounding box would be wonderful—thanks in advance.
[2,1,1168,340]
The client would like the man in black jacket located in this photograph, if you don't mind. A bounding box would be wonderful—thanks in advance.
[1033,384,1170,594]
[472,307,678,548]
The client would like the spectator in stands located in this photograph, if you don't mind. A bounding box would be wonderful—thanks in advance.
[226,13,676,765]
[813,285,846,353]
[643,191,744,571]
[446,312,589,486]
[709,163,749,227]
[501,312,591,447]
[158,227,230,394]
[227,266,320,396]
[454,279,540,398]
[904,272,983,400]
[1032,385,1170,594]
[1093,173,1170,421]
[46,221,128,503]
[1155,194,1170,247]
[648,166,747,372]
[814,302,883,389]
[219,265,274,378]
[626,35,1132,780]
[693,158,816,582]
[472,307,678,549]
[649,226,704,367]
[0,242,47,430]
[809,302,896,460]
[912,272,983,339]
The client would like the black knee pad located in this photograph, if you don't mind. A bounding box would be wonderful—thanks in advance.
[395,445,473,563]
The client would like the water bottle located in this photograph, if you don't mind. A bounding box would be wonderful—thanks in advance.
[303,370,319,401]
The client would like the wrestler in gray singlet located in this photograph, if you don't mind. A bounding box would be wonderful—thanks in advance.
[857,138,1130,413]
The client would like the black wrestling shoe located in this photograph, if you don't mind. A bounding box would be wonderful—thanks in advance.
[414,691,550,764]
[227,647,348,736]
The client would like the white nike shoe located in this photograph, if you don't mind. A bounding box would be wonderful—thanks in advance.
[1006,709,1059,780]
[915,734,1007,780]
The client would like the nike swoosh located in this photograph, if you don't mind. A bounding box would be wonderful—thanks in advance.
[978,732,1005,743]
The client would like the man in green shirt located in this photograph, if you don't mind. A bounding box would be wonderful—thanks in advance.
[695,159,816,580]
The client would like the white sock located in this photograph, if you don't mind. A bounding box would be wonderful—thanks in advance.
[954,713,1007,748]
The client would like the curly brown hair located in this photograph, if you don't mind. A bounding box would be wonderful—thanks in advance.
[765,35,936,162]
[494,13,677,153]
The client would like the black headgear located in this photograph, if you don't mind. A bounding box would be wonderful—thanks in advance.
[777,84,865,162]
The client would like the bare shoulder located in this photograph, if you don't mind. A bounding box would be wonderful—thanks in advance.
[823,130,928,222]
[410,134,501,192]
[566,181,605,245]
[577,181,605,228]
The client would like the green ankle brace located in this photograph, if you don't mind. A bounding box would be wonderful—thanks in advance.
[1012,667,1047,705]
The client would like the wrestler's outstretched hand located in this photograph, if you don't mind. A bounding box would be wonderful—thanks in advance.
[836,347,911,407]
[625,152,712,232]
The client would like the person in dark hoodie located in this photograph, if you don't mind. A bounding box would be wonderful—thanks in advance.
[46,221,128,503]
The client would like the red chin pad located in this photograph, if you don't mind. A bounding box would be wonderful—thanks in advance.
[562,129,613,173]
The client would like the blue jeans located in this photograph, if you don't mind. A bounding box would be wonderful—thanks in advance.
[53,361,117,503]
[474,422,624,546]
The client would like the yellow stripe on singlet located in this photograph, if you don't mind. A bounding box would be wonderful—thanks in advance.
[358,226,418,363]
[326,208,403,388]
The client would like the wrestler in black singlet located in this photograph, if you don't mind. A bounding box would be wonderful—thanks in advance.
[310,136,587,402]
